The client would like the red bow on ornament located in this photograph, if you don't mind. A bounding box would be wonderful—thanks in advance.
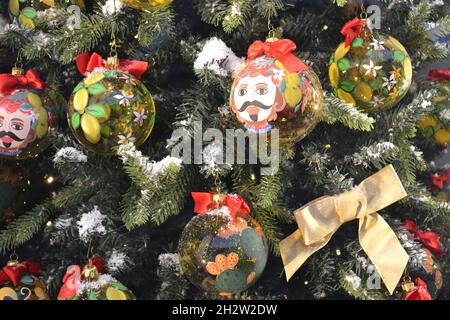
[431,168,450,190]
[75,52,149,79]
[403,220,444,258]
[0,69,47,96]
[57,256,106,300]
[191,192,251,222]
[428,69,450,82]
[404,278,432,300]
[341,17,364,48]
[0,260,41,287]
[247,39,309,73]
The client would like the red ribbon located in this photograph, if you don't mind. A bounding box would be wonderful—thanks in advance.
[57,256,106,300]
[0,69,47,96]
[75,52,148,79]
[246,39,309,73]
[0,260,41,287]
[403,219,444,258]
[431,168,450,190]
[404,278,432,300]
[341,17,364,48]
[428,69,450,82]
[191,192,251,222]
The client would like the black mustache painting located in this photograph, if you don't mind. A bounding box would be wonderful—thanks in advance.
[0,131,25,147]
[238,100,272,113]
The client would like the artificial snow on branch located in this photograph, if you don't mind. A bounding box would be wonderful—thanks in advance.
[107,249,129,274]
[347,141,399,168]
[321,93,375,132]
[194,37,244,77]
[54,147,88,164]
[77,206,107,242]
[102,0,125,16]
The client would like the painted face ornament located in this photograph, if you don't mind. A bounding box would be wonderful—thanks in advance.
[0,68,54,159]
[229,38,324,144]
[232,58,286,133]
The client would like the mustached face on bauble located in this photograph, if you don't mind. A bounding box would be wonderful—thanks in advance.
[230,56,301,133]
[0,94,40,151]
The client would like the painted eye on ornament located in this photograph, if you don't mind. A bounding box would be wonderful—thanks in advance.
[256,88,268,95]
[12,122,24,131]
[238,88,247,96]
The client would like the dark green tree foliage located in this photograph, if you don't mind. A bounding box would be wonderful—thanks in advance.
[0,0,448,299]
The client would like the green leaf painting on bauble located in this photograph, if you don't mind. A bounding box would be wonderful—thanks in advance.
[71,112,81,130]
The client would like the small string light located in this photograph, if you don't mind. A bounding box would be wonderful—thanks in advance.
[250,173,256,181]
[323,25,329,31]
[336,249,341,256]
[304,280,309,285]
[46,176,55,184]
[46,221,53,227]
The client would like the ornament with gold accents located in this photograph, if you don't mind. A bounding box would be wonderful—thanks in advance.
[229,38,324,145]
[0,68,57,160]
[178,192,268,296]
[68,52,155,154]
[121,0,172,10]
[418,70,450,147]
[8,0,85,29]
[329,18,412,112]
[58,256,135,300]
[0,257,50,300]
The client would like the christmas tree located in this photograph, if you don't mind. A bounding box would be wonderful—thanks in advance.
[0,0,448,300]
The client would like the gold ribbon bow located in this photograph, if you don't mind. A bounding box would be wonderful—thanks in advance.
[280,165,409,294]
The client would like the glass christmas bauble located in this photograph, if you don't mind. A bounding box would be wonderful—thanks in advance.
[8,0,85,29]
[418,77,450,147]
[67,67,156,154]
[178,208,269,296]
[417,248,444,299]
[329,30,412,112]
[0,81,56,160]
[229,48,324,145]
[0,259,50,300]
[58,258,136,300]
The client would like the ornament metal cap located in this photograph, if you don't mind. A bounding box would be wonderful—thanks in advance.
[83,264,100,281]
[7,259,19,267]
[11,67,25,76]
[106,56,120,69]
[401,276,415,292]
[213,193,225,208]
